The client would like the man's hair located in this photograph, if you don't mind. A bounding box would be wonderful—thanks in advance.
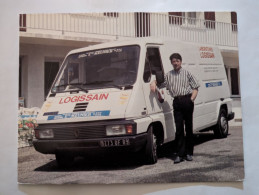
[169,53,182,61]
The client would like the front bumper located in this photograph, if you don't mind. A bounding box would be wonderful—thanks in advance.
[33,133,147,155]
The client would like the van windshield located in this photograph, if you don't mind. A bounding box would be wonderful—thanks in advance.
[52,45,140,93]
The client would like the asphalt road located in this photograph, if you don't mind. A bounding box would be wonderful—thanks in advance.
[18,126,244,184]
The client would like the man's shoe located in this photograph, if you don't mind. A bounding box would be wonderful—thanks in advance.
[186,154,193,161]
[174,156,182,164]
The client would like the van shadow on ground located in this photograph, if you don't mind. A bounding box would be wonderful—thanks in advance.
[158,131,221,159]
[34,132,220,172]
[34,151,147,172]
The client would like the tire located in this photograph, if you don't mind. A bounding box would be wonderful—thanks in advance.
[213,108,229,138]
[145,126,158,164]
[55,153,74,168]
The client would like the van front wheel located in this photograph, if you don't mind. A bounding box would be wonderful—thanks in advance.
[213,108,229,138]
[145,126,158,164]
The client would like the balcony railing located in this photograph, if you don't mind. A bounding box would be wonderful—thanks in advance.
[19,13,238,47]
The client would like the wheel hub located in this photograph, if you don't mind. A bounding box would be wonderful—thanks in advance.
[221,116,227,132]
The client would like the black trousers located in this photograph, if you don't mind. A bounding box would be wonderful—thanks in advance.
[173,94,194,157]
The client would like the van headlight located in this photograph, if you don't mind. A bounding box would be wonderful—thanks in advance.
[36,129,54,139]
[106,124,133,136]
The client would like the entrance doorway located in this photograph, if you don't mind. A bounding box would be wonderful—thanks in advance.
[44,62,59,98]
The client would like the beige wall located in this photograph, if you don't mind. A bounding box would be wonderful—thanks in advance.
[19,12,239,107]
[216,12,232,23]
[20,43,80,108]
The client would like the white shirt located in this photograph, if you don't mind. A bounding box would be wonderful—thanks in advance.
[162,67,200,97]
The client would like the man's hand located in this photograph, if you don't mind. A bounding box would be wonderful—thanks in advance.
[150,80,157,93]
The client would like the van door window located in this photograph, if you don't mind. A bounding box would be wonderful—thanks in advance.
[143,56,151,82]
[146,47,164,76]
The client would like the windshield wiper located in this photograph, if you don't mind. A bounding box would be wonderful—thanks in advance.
[55,83,88,93]
[84,80,113,85]
[84,80,124,90]
[106,84,123,90]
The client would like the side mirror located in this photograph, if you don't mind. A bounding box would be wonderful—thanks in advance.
[155,71,164,85]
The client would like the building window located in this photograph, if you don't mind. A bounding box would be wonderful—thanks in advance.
[169,12,183,25]
[19,14,26,32]
[183,12,197,25]
[169,12,197,25]
[44,62,60,98]
[230,68,239,95]
[231,12,238,31]
[135,12,150,37]
[204,12,215,29]
[104,12,119,17]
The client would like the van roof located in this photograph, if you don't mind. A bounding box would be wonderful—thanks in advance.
[67,37,168,55]
[67,37,219,56]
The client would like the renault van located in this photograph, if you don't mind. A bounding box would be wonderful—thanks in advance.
[33,38,234,167]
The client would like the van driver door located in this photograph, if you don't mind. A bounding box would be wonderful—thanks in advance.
[142,46,175,141]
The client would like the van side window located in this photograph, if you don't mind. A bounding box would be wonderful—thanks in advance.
[143,56,152,83]
[146,48,164,75]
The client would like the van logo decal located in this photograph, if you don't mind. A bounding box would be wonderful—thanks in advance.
[200,47,215,58]
[43,111,59,116]
[119,92,129,105]
[205,81,222,88]
[59,93,109,104]
[47,110,110,120]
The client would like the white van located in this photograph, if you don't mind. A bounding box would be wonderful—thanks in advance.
[33,38,234,167]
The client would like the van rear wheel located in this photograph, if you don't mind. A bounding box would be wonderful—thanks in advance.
[145,126,158,164]
[213,108,228,138]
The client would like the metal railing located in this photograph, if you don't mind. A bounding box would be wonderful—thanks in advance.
[19,13,238,47]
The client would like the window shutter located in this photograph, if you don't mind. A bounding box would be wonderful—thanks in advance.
[104,12,119,17]
[169,12,183,25]
[204,12,215,29]
[19,14,26,32]
[231,12,238,31]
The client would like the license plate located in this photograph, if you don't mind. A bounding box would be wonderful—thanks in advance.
[100,139,130,147]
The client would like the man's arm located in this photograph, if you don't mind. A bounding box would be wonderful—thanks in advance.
[191,88,198,102]
[150,80,157,92]
[150,72,168,92]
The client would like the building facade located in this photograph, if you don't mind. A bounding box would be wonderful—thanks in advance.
[19,12,240,110]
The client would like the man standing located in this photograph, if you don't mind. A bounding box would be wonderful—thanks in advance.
[150,53,200,164]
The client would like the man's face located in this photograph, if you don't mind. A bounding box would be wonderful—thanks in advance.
[171,58,182,71]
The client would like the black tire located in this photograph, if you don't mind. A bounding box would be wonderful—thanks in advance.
[55,153,74,168]
[213,108,229,138]
[145,126,158,164]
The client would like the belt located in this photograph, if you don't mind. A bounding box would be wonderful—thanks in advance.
[174,94,192,100]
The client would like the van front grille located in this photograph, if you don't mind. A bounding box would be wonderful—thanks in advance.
[73,102,89,112]
[53,125,106,140]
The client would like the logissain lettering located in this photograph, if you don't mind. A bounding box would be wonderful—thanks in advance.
[59,93,109,104]
[47,110,111,120]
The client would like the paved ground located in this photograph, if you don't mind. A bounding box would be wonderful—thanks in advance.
[18,126,244,184]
